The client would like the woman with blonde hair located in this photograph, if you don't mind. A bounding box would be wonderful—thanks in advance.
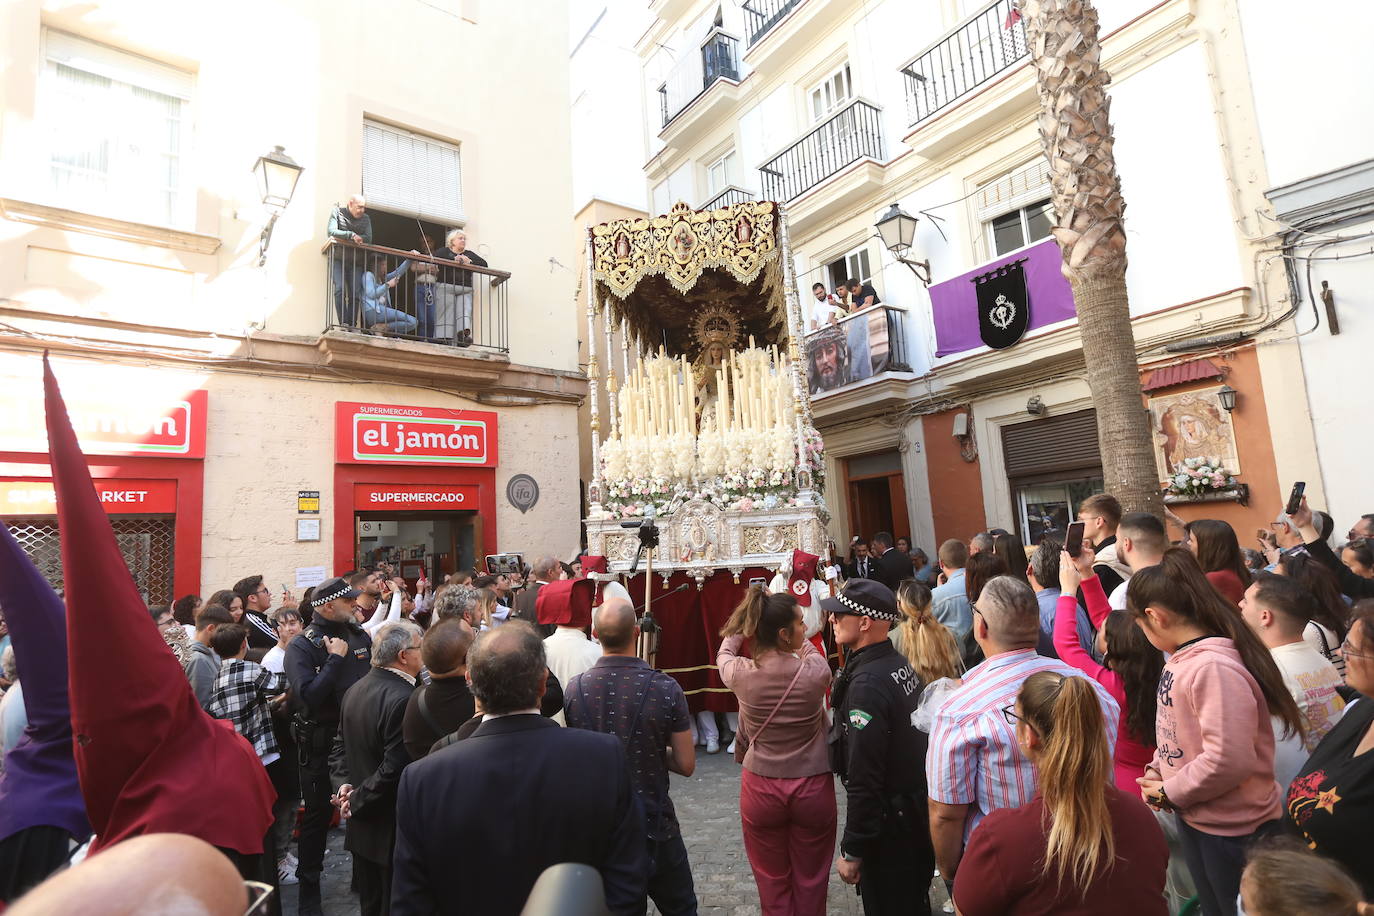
[718,586,834,916]
[891,580,962,684]
[953,671,1168,914]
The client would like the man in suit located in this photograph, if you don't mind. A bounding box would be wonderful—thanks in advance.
[336,621,423,916]
[510,555,562,636]
[846,538,873,580]
[392,621,646,915]
[869,531,911,593]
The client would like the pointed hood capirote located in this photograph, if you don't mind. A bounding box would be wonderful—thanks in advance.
[43,355,274,855]
[0,522,92,845]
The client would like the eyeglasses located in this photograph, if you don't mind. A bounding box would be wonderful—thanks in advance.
[1000,705,1023,727]
[1340,638,1373,660]
[256,586,271,596]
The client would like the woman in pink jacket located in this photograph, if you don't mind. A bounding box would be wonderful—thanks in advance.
[718,587,834,916]
[1128,549,1306,916]
[1055,544,1163,792]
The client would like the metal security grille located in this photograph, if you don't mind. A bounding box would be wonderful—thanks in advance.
[7,515,176,604]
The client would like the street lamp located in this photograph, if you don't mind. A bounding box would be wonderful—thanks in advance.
[875,203,932,286]
[252,145,304,266]
[1217,384,1238,413]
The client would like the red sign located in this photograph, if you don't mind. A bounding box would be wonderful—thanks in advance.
[0,389,207,459]
[354,483,480,511]
[336,402,498,468]
[0,478,178,516]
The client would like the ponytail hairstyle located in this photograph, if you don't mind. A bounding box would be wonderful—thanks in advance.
[896,580,962,683]
[1277,553,1351,640]
[1017,671,1114,893]
[720,585,798,652]
[1127,548,1306,742]
[1242,837,1368,916]
[1186,518,1252,589]
[1102,610,1162,747]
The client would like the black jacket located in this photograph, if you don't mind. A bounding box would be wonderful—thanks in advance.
[284,617,373,726]
[830,640,934,862]
[1306,536,1374,600]
[846,556,874,580]
[392,714,647,915]
[242,610,278,650]
[339,667,416,865]
[870,547,912,593]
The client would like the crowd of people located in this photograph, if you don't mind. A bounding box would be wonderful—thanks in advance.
[4,490,1374,916]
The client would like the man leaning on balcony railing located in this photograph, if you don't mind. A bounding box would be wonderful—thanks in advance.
[326,195,373,328]
[809,281,848,331]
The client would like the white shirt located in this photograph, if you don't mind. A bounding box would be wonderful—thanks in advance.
[1108,579,1128,611]
[543,627,602,726]
[262,645,287,674]
[1270,640,1347,790]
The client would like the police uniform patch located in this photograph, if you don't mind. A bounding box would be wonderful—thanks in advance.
[849,709,872,729]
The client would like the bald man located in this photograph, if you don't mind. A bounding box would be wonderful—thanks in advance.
[8,834,246,916]
[564,599,698,914]
[326,194,373,328]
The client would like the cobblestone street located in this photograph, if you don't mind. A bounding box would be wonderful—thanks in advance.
[280,749,949,915]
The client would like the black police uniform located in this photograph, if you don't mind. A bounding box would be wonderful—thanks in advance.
[831,639,936,916]
[283,612,372,907]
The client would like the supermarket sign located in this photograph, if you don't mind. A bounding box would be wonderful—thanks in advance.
[336,402,498,467]
[0,478,178,515]
[0,390,208,458]
[354,483,480,511]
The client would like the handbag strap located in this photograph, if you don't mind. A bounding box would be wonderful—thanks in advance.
[744,657,808,747]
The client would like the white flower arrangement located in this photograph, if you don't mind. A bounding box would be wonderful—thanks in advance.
[1166,456,1238,498]
[600,436,626,482]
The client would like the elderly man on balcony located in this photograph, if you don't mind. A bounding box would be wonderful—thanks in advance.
[326,195,373,328]
[434,229,488,347]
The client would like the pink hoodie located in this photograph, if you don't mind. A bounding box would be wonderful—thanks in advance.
[1153,636,1281,836]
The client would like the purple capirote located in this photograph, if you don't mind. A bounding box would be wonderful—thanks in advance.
[0,521,92,844]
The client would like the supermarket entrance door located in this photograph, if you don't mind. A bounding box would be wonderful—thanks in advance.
[354,509,480,586]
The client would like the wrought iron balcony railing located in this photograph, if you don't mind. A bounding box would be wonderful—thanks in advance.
[323,239,509,352]
[901,0,1028,127]
[701,186,756,210]
[758,99,883,203]
[743,0,803,47]
[659,29,741,127]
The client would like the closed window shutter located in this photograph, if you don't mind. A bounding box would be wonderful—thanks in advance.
[975,160,1051,222]
[362,120,464,224]
[1001,409,1102,479]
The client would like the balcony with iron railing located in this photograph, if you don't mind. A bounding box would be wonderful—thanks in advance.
[742,0,804,47]
[805,304,913,410]
[322,239,509,353]
[758,98,884,203]
[658,29,741,128]
[701,185,756,210]
[900,0,1028,128]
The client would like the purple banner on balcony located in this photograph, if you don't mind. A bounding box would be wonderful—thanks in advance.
[930,238,1076,357]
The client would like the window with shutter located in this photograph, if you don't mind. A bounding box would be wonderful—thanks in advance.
[39,30,193,228]
[361,120,465,225]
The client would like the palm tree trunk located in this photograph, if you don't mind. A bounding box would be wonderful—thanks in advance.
[1020,0,1163,518]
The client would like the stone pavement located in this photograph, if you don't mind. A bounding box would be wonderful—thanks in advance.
[279,749,950,915]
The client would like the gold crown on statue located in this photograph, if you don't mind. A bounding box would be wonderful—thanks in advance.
[691,305,741,353]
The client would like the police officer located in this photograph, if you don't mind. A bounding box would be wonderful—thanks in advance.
[284,576,373,915]
[822,579,936,916]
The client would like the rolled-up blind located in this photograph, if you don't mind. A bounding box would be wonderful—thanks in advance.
[362,120,464,224]
[1001,408,1101,479]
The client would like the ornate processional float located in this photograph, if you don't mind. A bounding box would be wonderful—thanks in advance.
[583,200,829,592]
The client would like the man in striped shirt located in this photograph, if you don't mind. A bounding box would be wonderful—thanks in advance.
[926,575,1120,886]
